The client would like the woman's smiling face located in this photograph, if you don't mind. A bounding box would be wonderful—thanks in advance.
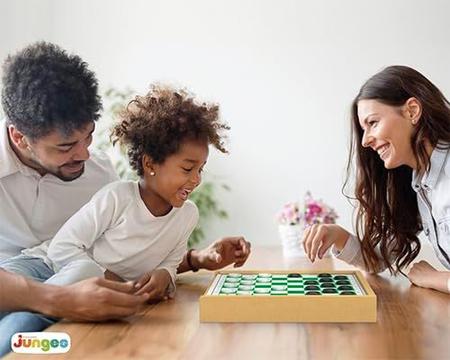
[358,98,420,169]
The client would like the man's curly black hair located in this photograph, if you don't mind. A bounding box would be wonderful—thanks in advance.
[1,41,102,140]
[111,84,229,177]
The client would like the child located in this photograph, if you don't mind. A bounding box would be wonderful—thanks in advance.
[303,65,450,295]
[0,84,230,343]
[48,84,229,297]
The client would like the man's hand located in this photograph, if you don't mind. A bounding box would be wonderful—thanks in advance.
[134,269,172,301]
[48,277,149,321]
[194,236,251,271]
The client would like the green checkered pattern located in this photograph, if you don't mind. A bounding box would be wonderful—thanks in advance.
[218,273,357,296]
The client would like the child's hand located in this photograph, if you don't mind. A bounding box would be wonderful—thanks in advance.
[196,236,251,270]
[134,269,172,301]
[408,261,439,289]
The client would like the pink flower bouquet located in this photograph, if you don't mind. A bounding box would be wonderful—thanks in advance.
[276,192,338,257]
[276,192,338,228]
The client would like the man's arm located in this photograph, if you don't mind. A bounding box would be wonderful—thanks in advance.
[0,269,149,321]
[177,236,251,274]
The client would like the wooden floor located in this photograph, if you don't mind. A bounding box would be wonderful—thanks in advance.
[5,246,450,360]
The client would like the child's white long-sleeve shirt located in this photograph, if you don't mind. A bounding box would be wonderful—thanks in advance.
[46,180,198,291]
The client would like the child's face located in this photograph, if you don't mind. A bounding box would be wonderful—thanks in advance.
[358,99,418,169]
[147,139,209,208]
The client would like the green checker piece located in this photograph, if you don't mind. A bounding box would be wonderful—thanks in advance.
[227,273,242,278]
[340,291,356,295]
[223,282,240,288]
[258,273,272,278]
[237,290,253,295]
[254,288,271,295]
[272,285,288,291]
[220,287,237,294]
[238,285,254,291]
[240,280,255,286]
[334,275,349,281]
[337,285,354,291]
[242,274,257,280]
[271,291,288,295]
[335,280,351,286]
[256,278,271,284]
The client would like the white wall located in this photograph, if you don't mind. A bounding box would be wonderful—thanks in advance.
[0,0,52,62]
[1,0,450,257]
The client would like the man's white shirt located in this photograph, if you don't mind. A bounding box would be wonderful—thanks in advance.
[0,122,118,261]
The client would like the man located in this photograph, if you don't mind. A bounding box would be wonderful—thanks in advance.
[0,42,250,318]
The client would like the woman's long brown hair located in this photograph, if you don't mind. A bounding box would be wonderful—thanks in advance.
[345,65,450,274]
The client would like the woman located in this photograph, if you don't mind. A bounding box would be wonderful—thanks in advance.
[303,65,450,294]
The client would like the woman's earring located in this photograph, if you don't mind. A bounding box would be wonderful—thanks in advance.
[150,171,155,176]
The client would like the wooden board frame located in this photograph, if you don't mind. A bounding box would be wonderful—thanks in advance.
[199,270,377,323]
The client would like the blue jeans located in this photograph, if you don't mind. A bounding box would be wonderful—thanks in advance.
[0,255,56,357]
[0,255,103,357]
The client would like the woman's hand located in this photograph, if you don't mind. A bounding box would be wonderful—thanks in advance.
[408,260,450,293]
[302,224,350,262]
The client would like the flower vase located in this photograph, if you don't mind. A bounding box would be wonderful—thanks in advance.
[278,224,306,258]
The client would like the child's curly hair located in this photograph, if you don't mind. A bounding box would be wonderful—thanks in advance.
[111,84,229,176]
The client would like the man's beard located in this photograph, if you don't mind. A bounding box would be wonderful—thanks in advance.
[53,161,85,181]
[29,156,85,182]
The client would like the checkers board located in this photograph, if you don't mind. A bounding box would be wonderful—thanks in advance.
[199,270,376,322]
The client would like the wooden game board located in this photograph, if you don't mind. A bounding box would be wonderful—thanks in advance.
[199,270,377,323]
